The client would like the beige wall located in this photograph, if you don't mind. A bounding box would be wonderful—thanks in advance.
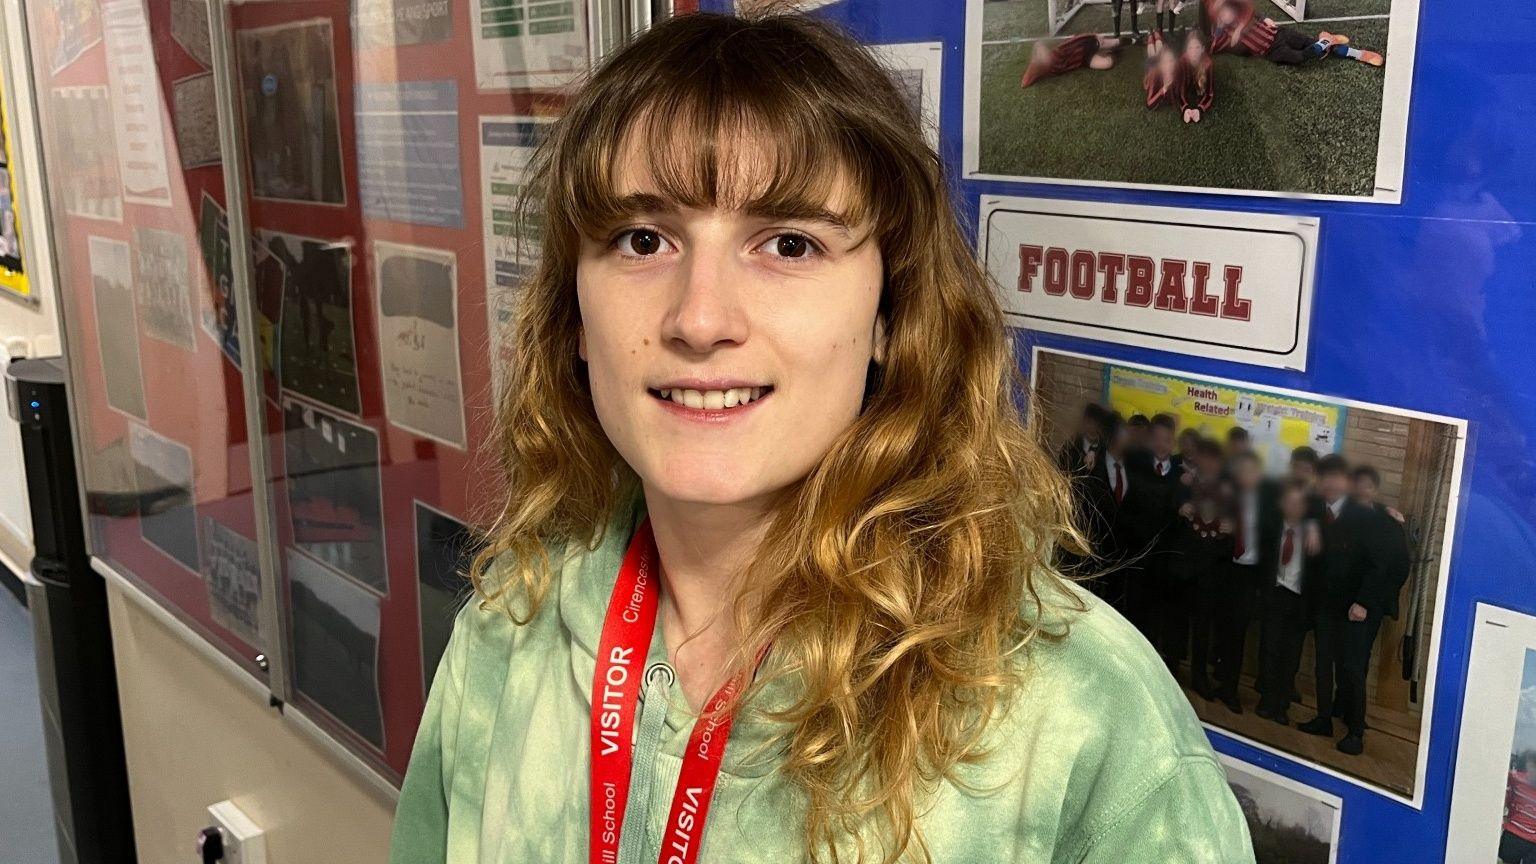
[106,577,395,863]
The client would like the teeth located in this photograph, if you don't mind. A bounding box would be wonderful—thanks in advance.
[659,387,766,409]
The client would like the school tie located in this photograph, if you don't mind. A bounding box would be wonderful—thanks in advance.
[1281,527,1294,566]
[1114,463,1125,503]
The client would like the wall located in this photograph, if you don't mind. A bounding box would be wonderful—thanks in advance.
[105,574,395,862]
[0,0,61,577]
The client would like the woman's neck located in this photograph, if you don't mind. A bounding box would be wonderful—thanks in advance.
[641,486,773,710]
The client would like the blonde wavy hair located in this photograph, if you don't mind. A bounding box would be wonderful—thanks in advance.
[470,11,1085,863]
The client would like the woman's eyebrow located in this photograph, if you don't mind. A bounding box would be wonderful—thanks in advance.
[743,202,855,237]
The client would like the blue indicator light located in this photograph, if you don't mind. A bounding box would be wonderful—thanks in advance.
[29,401,40,409]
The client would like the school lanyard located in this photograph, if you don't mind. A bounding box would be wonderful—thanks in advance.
[589,517,750,864]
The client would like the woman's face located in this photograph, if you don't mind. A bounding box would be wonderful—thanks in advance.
[576,136,886,511]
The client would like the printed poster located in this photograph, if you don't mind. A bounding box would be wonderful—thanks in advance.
[288,547,384,749]
[472,0,588,91]
[201,518,264,649]
[102,0,173,206]
[171,0,213,68]
[375,242,466,448]
[282,396,387,594]
[415,501,477,695]
[89,235,147,420]
[50,87,122,222]
[1104,363,1344,474]
[356,81,464,228]
[39,0,103,75]
[479,116,551,397]
[263,230,361,415]
[133,227,197,350]
[128,423,200,574]
[354,0,452,49]
[173,72,223,170]
[197,192,240,365]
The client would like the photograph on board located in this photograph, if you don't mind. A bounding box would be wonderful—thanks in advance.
[133,227,198,351]
[128,423,200,575]
[235,18,346,205]
[415,501,478,695]
[200,517,263,650]
[375,241,466,448]
[868,42,944,153]
[964,0,1420,200]
[1447,606,1536,863]
[1031,348,1464,801]
[197,193,241,366]
[173,72,222,170]
[88,235,147,420]
[263,229,361,416]
[287,547,384,749]
[1221,754,1341,864]
[281,396,387,594]
[49,86,123,222]
[36,0,102,76]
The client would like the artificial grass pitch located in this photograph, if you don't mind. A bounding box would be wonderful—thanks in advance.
[975,17,1390,196]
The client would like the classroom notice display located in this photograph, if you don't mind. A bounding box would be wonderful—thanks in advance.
[1447,605,1536,863]
[197,193,240,366]
[1221,754,1341,864]
[354,0,453,49]
[981,196,1317,370]
[375,242,466,448]
[1031,348,1465,803]
[963,0,1421,201]
[0,67,28,302]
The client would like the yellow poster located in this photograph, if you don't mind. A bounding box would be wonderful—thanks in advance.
[1105,364,1346,473]
[0,62,29,301]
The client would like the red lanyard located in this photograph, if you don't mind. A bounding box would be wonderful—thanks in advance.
[590,518,749,864]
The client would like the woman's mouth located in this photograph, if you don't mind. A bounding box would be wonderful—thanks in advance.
[646,386,773,410]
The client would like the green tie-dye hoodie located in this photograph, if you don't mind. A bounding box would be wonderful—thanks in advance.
[389,493,1255,863]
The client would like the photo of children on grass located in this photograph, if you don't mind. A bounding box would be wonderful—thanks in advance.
[966,0,1417,199]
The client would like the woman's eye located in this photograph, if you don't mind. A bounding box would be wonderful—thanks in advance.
[614,229,672,257]
[760,233,819,260]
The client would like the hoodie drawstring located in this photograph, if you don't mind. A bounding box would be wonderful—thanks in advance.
[616,660,675,864]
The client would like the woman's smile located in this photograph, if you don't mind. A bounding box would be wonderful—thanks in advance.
[646,382,776,424]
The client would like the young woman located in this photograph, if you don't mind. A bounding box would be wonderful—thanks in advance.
[1209,0,1383,66]
[1020,33,1124,89]
[1143,30,1181,110]
[1179,28,1216,123]
[390,11,1252,864]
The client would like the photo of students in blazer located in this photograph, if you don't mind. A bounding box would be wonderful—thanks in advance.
[1032,349,1465,799]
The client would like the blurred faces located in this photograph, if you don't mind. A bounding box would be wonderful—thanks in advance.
[1232,454,1263,490]
[1352,473,1380,506]
[1150,424,1175,460]
[1280,485,1307,523]
[1319,469,1350,503]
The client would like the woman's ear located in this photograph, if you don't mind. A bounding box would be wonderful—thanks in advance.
[872,315,888,366]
